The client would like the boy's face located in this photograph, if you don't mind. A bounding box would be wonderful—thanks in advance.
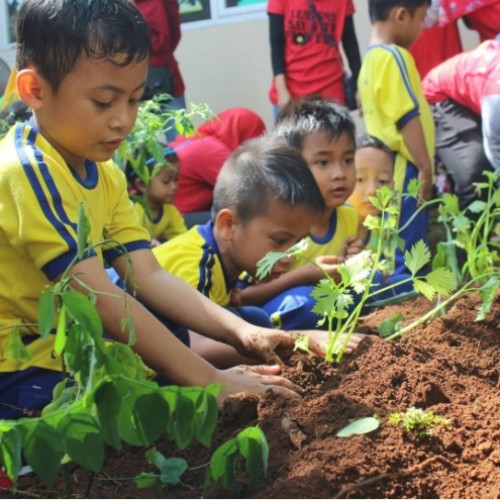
[395,5,428,47]
[221,198,315,281]
[301,131,356,211]
[348,147,394,220]
[147,164,179,207]
[33,54,147,171]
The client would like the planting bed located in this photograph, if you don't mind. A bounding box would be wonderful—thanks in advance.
[5,293,500,499]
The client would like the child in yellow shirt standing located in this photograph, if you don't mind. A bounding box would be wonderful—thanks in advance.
[358,0,435,269]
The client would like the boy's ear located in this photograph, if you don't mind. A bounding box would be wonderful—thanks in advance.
[215,208,237,241]
[16,69,45,110]
[393,6,409,22]
[134,178,147,194]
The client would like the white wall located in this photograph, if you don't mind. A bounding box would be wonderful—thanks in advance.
[1,2,480,131]
[177,9,479,131]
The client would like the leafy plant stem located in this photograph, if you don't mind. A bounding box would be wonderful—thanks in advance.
[385,271,499,340]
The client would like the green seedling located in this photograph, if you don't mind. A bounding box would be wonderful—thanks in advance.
[257,186,457,363]
[336,416,380,438]
[293,335,312,355]
[388,407,450,439]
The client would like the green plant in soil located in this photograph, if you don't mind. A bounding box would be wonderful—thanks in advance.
[257,185,457,362]
[387,407,450,439]
[257,180,500,361]
[113,94,214,186]
[0,208,268,495]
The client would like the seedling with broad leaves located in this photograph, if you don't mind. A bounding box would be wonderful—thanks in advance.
[257,182,500,361]
[0,207,269,495]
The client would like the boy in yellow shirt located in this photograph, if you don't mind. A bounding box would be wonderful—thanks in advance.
[240,97,364,329]
[358,0,435,268]
[0,0,321,419]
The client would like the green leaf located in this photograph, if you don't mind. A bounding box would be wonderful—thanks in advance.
[424,268,457,296]
[406,178,419,198]
[58,412,104,472]
[145,449,188,485]
[94,381,122,448]
[336,417,380,437]
[404,240,431,275]
[172,393,195,449]
[209,438,238,481]
[77,204,91,259]
[223,453,238,492]
[255,251,289,280]
[237,427,269,484]
[413,278,436,301]
[38,290,56,340]
[134,472,158,489]
[467,200,487,214]
[193,390,219,447]
[476,276,500,321]
[53,304,67,355]
[0,427,23,484]
[62,290,103,339]
[378,312,404,338]
[132,393,170,446]
[104,343,149,380]
[21,421,65,486]
[4,330,32,363]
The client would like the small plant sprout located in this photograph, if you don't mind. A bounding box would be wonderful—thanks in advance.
[336,416,380,438]
[257,186,457,363]
[388,407,450,439]
[293,335,312,355]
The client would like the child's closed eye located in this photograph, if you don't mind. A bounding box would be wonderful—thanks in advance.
[93,100,112,109]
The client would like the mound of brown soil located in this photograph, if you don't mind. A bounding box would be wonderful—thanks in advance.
[6,294,500,499]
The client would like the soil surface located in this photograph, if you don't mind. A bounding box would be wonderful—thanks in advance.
[3,293,500,499]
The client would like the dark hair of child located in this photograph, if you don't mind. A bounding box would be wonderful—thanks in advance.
[356,133,393,158]
[368,0,431,22]
[212,135,325,223]
[16,0,151,92]
[274,96,356,152]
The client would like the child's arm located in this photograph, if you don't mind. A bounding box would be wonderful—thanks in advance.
[63,255,303,400]
[112,249,324,363]
[401,115,434,202]
[269,13,291,109]
[239,257,343,307]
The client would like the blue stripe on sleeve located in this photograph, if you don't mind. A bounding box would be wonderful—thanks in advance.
[396,107,420,130]
[15,125,76,251]
[42,248,97,280]
[102,240,152,265]
[381,45,418,109]
[30,133,78,232]
[198,242,214,297]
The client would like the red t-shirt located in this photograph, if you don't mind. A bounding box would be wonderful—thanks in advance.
[134,0,185,97]
[410,22,463,79]
[267,0,355,105]
[172,108,266,214]
[423,40,500,114]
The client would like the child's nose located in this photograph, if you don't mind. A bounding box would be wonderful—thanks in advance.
[331,164,346,179]
[110,105,136,132]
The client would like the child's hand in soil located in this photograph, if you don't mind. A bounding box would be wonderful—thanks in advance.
[235,326,325,365]
[300,331,366,356]
[216,364,302,404]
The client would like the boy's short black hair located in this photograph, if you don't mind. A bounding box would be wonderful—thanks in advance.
[356,133,394,161]
[212,135,325,223]
[16,0,151,92]
[275,96,356,152]
[369,0,431,22]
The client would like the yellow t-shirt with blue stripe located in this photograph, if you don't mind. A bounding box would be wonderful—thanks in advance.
[133,202,187,242]
[290,205,359,270]
[0,122,151,372]
[358,44,435,194]
[152,221,233,306]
